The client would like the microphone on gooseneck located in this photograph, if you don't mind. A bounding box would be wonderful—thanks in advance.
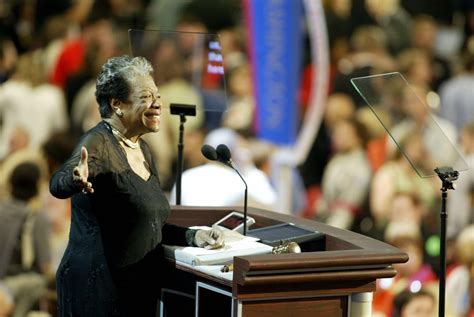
[216,144,232,166]
[201,143,249,235]
[201,144,218,161]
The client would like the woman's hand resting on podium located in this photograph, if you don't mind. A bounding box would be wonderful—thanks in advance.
[194,228,225,249]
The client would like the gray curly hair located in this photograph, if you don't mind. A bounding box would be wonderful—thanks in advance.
[95,55,153,118]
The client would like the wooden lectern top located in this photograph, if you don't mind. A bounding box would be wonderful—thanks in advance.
[168,206,408,301]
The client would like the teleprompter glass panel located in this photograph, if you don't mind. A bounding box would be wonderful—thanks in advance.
[351,72,467,177]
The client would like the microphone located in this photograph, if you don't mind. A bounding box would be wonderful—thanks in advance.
[201,144,218,161]
[200,144,250,235]
[216,144,233,168]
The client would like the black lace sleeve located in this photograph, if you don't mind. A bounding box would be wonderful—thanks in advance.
[50,130,107,199]
[161,224,196,246]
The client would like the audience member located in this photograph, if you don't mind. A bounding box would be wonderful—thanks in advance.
[0,149,48,202]
[221,64,254,134]
[364,0,412,54]
[0,37,17,84]
[50,14,112,90]
[323,0,354,75]
[0,162,52,317]
[356,106,391,171]
[0,52,68,161]
[91,0,148,30]
[333,25,396,106]
[39,15,70,81]
[439,51,474,131]
[300,93,355,217]
[146,0,191,31]
[446,225,474,317]
[315,118,372,229]
[389,83,458,168]
[393,289,436,317]
[0,282,13,317]
[371,131,437,233]
[41,132,75,271]
[69,24,124,136]
[410,15,451,90]
[446,122,474,239]
[64,19,124,131]
[219,26,247,72]
[171,128,277,209]
[373,222,437,317]
[397,48,433,88]
[389,192,425,226]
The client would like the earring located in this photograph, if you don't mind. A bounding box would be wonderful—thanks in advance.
[115,108,123,118]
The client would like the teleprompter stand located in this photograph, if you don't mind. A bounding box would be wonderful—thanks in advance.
[351,72,469,317]
[434,167,459,317]
[170,103,196,205]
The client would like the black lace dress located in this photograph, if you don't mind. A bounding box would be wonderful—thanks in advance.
[50,121,193,317]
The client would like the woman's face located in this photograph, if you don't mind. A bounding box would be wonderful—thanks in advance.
[121,75,162,134]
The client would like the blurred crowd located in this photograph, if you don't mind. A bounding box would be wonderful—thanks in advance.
[0,0,473,316]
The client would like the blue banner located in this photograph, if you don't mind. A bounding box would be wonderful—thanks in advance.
[244,0,303,145]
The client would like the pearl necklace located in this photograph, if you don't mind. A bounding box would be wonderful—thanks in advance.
[110,126,140,149]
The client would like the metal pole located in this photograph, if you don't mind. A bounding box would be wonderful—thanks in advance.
[175,114,186,205]
[439,190,447,317]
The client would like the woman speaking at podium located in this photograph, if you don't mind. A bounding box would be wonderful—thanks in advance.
[50,55,222,317]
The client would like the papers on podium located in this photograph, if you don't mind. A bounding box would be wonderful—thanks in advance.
[163,228,273,266]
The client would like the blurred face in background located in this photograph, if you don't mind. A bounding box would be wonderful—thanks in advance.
[332,120,361,153]
[411,17,437,51]
[402,133,427,167]
[404,53,433,86]
[400,294,435,317]
[402,85,429,124]
[394,241,423,277]
[67,0,94,25]
[176,21,208,53]
[365,0,399,19]
[323,93,355,129]
[389,193,423,225]
[329,0,352,17]
[229,65,252,97]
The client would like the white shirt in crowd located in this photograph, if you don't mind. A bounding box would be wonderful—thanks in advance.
[170,162,277,210]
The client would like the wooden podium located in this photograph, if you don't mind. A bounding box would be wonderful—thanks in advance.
[160,206,408,317]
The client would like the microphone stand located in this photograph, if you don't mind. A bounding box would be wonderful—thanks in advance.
[216,143,250,236]
[176,114,185,205]
[202,144,250,235]
[229,165,248,235]
[170,103,196,205]
[434,167,458,317]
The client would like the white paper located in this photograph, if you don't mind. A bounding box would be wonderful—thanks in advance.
[164,230,272,266]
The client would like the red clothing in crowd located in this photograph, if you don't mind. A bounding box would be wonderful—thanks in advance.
[50,40,85,88]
